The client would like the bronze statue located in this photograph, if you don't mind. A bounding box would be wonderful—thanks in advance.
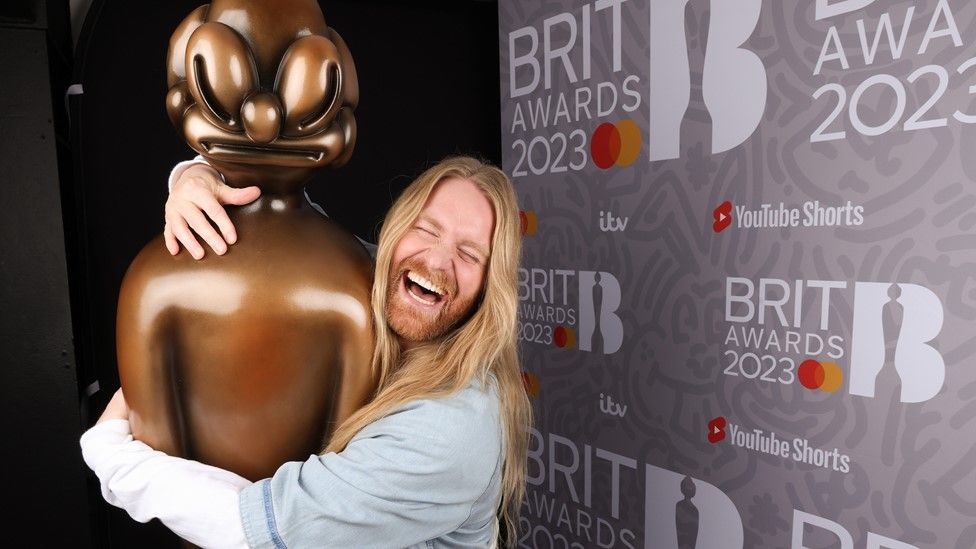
[116,0,376,482]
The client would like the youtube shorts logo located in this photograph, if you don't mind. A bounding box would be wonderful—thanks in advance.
[708,416,727,443]
[713,201,732,233]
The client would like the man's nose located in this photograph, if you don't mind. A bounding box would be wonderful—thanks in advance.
[422,244,453,271]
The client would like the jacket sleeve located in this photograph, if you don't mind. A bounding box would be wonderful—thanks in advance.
[80,419,252,549]
[239,387,502,549]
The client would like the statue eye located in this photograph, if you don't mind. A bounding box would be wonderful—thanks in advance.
[185,22,257,132]
[276,35,344,137]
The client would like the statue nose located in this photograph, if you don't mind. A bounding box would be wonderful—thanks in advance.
[241,92,283,144]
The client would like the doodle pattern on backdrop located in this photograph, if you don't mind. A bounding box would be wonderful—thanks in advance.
[498,1,976,548]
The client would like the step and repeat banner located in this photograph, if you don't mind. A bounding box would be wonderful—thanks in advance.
[499,1,976,547]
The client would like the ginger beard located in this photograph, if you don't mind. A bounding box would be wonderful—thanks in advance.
[386,255,478,343]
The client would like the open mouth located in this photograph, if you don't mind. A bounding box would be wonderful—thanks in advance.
[201,141,325,163]
[403,270,447,306]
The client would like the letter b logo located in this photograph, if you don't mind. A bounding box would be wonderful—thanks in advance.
[649,0,767,161]
[578,271,623,354]
[849,283,945,403]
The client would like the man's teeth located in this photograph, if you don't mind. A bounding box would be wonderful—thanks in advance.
[407,287,436,305]
[406,272,444,296]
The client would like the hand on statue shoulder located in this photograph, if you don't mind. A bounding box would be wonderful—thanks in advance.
[163,163,261,260]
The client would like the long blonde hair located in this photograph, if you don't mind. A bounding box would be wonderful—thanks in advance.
[324,156,531,546]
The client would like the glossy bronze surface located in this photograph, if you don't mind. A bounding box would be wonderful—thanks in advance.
[117,0,376,481]
[164,0,358,192]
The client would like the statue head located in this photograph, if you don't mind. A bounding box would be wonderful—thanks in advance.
[165,0,358,191]
[680,475,696,499]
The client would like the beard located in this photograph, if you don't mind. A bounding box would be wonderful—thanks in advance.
[385,256,477,343]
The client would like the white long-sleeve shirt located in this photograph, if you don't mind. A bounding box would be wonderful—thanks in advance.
[81,378,502,548]
[81,419,251,548]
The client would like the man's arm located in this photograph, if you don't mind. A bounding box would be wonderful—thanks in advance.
[164,157,378,258]
[83,385,500,548]
[239,385,502,549]
[81,392,251,549]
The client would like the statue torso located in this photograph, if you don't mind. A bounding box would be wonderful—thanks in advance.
[117,203,376,480]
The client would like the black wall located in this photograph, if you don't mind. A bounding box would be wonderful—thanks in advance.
[0,0,502,546]
[0,0,92,546]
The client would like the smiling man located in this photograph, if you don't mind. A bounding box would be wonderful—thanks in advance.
[389,176,494,346]
[81,156,532,548]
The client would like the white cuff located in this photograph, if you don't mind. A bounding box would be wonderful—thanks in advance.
[168,155,221,192]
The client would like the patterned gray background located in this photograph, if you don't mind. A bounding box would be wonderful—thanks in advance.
[499,1,976,547]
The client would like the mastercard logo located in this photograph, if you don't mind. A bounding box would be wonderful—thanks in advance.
[554,326,576,349]
[798,359,843,393]
[519,210,538,236]
[522,371,540,397]
[591,120,641,169]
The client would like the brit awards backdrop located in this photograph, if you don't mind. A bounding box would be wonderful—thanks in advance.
[499,1,976,547]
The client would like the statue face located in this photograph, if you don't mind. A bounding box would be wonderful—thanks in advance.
[165,0,358,186]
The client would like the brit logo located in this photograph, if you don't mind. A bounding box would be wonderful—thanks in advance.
[792,509,917,549]
[724,278,946,403]
[518,268,623,354]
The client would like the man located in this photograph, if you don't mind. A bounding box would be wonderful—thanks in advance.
[82,156,531,548]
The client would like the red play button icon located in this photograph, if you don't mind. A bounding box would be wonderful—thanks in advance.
[713,201,733,233]
[708,416,727,443]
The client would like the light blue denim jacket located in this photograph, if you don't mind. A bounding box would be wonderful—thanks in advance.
[238,377,503,548]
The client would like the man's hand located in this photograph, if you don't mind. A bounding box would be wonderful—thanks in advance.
[97,389,130,424]
[163,163,261,259]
